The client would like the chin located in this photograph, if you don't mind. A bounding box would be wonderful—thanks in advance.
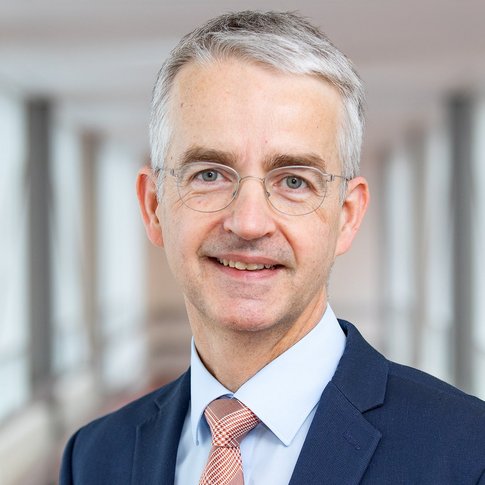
[186,295,292,334]
[215,310,287,334]
[224,320,272,333]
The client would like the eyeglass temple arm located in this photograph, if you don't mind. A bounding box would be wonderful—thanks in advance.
[329,174,352,182]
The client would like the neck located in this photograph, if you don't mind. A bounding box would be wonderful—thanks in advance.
[190,298,327,392]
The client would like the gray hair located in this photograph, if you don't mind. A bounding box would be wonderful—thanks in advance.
[150,10,365,193]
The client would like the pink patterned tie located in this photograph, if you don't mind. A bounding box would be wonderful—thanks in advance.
[199,398,260,485]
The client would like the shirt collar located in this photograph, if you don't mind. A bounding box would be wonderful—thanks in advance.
[190,304,346,446]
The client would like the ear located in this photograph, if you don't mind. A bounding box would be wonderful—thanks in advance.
[334,176,369,257]
[136,165,164,247]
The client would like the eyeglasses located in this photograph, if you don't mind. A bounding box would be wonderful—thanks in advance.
[160,161,349,216]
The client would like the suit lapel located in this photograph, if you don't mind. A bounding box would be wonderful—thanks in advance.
[131,371,190,485]
[289,382,381,485]
[289,320,388,485]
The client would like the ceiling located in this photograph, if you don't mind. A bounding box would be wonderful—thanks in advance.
[1,0,484,162]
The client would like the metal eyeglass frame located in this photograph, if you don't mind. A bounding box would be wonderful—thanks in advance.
[155,161,350,216]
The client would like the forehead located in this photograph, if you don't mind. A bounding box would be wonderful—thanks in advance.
[167,58,342,171]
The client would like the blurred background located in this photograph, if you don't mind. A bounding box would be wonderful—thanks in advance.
[1,1,485,483]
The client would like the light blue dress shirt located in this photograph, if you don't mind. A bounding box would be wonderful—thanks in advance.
[175,305,346,485]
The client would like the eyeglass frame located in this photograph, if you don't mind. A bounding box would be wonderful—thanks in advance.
[154,161,351,216]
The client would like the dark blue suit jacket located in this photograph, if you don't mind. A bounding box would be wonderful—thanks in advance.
[60,321,485,484]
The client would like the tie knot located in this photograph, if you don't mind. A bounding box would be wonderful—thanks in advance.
[204,398,260,448]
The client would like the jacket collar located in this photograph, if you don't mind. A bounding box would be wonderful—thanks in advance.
[332,320,388,412]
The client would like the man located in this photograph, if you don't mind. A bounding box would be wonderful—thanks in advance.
[61,11,485,484]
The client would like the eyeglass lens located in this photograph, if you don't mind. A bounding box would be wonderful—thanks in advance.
[174,162,330,215]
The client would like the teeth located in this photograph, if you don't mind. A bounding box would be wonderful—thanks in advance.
[218,258,274,271]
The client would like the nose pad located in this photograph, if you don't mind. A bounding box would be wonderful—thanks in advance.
[235,176,269,200]
[223,176,276,239]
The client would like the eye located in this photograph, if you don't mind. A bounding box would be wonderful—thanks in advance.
[285,175,305,189]
[198,169,219,182]
[185,164,235,189]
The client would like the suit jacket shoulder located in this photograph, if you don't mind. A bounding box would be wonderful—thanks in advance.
[290,320,485,485]
[363,359,485,481]
[60,371,190,485]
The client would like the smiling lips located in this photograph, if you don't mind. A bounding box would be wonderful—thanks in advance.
[216,258,276,271]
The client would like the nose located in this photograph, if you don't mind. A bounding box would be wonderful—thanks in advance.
[222,177,277,240]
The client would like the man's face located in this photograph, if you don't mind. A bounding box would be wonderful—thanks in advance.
[156,58,357,337]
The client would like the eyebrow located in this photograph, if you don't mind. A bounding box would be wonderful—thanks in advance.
[177,146,328,172]
[263,153,328,172]
[177,147,238,168]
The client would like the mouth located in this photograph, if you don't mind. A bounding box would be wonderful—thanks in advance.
[214,258,279,271]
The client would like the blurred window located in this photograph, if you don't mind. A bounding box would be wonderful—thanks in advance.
[0,92,29,420]
[384,145,416,365]
[97,141,146,390]
[50,124,89,374]
[420,121,453,382]
[473,97,485,397]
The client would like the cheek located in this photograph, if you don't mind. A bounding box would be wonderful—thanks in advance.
[159,206,189,267]
[161,223,198,297]
[162,207,208,274]
[163,218,191,258]
[291,216,339,267]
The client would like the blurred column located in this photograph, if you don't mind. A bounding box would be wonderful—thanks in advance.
[50,124,97,435]
[0,91,29,418]
[471,95,485,399]
[381,143,417,366]
[418,117,454,383]
[450,95,474,393]
[80,132,102,387]
[26,99,53,398]
[408,131,427,367]
[96,141,147,392]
